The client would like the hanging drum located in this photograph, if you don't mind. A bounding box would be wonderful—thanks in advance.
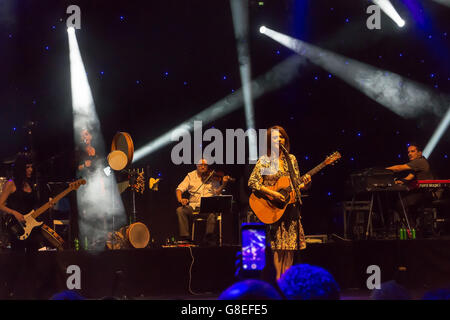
[108,132,134,171]
[106,222,150,249]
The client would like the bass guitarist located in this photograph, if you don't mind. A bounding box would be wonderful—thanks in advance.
[0,154,49,251]
[248,126,311,279]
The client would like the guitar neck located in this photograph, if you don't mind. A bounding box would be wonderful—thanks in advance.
[301,160,329,180]
[31,187,74,220]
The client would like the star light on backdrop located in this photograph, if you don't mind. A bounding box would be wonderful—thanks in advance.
[67,27,126,249]
[401,0,450,69]
[230,0,257,161]
[259,26,450,120]
[372,0,406,27]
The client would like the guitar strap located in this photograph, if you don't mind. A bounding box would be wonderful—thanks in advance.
[280,145,303,251]
[280,145,303,206]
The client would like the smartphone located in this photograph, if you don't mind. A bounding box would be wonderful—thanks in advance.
[241,223,266,272]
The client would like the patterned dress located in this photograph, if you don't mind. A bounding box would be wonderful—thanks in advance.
[248,154,307,251]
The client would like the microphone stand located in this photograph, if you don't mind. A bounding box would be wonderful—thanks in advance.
[280,144,303,207]
[129,170,138,224]
[280,144,304,249]
[25,121,42,204]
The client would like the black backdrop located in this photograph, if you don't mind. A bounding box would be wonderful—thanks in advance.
[0,0,449,244]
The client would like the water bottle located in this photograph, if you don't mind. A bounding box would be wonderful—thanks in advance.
[74,238,79,251]
[400,228,405,240]
[412,228,416,239]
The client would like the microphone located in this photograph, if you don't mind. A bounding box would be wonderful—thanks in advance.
[279,143,288,154]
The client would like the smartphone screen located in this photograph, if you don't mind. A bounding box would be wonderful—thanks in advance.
[241,223,266,271]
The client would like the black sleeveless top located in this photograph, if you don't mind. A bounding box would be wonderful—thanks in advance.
[7,180,38,215]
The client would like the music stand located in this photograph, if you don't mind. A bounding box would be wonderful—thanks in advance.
[198,195,233,246]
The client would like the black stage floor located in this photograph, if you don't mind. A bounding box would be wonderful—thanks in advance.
[1,239,449,300]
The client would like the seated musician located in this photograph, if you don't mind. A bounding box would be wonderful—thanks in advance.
[386,143,433,230]
[175,158,230,245]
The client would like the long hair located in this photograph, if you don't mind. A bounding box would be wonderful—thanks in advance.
[266,125,290,156]
[13,153,34,190]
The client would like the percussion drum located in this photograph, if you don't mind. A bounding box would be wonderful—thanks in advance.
[110,132,134,168]
[106,222,150,249]
[40,224,65,251]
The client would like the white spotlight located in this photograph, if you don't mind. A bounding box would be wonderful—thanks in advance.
[423,106,450,158]
[259,26,450,120]
[259,26,266,34]
[372,0,406,28]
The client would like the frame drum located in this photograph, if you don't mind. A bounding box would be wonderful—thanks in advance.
[107,150,128,171]
[111,132,134,168]
[122,222,150,248]
[107,222,150,249]
[40,224,65,251]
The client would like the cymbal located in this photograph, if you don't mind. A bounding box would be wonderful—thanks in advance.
[1,151,32,165]
[1,155,17,165]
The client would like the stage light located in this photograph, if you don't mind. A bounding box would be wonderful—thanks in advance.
[372,0,406,28]
[259,26,266,34]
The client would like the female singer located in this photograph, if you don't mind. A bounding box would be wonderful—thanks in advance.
[248,126,311,279]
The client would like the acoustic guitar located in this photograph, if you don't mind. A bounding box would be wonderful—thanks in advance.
[249,152,341,224]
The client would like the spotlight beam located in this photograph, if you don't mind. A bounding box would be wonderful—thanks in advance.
[260,26,450,120]
[431,0,450,8]
[133,16,408,163]
[372,0,406,27]
[230,0,257,161]
[423,106,450,158]
[68,28,126,247]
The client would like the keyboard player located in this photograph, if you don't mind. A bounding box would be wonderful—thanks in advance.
[386,143,434,231]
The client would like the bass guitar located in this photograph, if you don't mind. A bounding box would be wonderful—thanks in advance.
[5,179,86,240]
[249,152,341,224]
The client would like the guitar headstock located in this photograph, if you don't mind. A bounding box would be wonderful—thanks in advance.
[70,179,87,190]
[325,151,341,165]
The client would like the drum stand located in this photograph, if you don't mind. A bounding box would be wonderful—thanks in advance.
[131,188,137,224]
[129,169,139,224]
[110,172,118,249]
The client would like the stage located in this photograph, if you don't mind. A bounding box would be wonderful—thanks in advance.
[1,238,449,300]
